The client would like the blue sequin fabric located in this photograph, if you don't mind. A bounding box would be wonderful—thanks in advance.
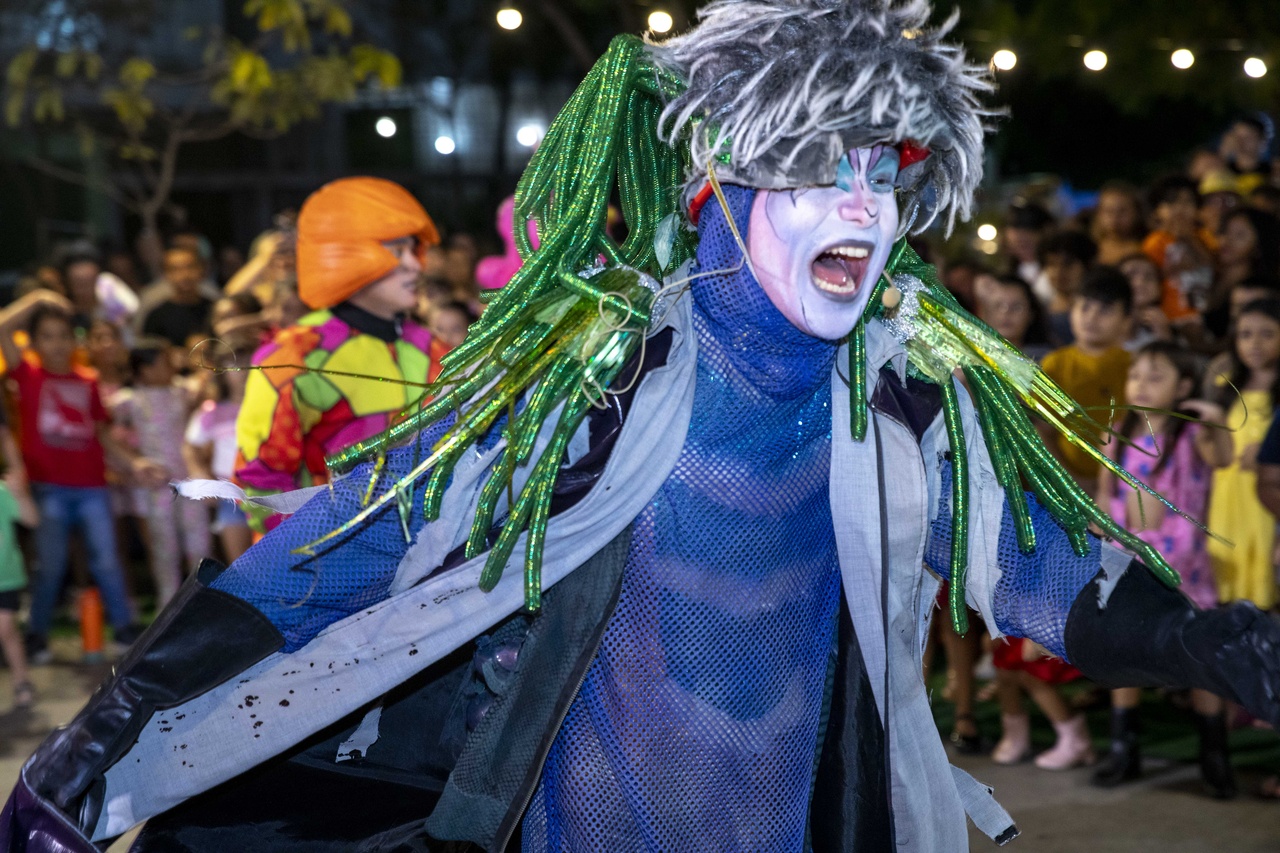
[524,186,844,852]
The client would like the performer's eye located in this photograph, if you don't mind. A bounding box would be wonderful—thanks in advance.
[867,159,900,193]
[868,175,895,192]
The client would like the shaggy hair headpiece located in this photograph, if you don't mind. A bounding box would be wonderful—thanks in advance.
[648,0,996,234]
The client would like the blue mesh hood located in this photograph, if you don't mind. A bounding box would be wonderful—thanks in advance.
[689,183,839,400]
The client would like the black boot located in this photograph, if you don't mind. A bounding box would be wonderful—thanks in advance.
[1194,711,1237,799]
[1092,706,1142,787]
[0,559,284,851]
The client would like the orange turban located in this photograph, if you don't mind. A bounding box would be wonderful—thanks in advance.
[296,177,440,310]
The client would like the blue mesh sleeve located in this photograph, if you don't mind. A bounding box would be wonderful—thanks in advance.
[924,461,1102,660]
[212,413,458,651]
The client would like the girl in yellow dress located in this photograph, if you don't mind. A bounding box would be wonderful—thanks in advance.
[1207,298,1280,610]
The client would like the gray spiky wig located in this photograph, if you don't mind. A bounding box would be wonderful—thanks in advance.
[648,0,996,234]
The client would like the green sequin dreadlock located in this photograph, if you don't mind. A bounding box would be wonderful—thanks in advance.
[301,34,1180,633]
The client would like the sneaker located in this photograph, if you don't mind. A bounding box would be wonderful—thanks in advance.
[23,634,51,666]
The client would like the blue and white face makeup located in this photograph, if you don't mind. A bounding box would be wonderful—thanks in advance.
[746,145,900,340]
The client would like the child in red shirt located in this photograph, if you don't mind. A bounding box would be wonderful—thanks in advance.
[0,291,164,660]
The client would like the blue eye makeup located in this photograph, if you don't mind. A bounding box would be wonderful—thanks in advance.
[834,148,901,194]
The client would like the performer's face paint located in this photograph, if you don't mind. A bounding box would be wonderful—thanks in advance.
[747,145,900,340]
[350,237,424,319]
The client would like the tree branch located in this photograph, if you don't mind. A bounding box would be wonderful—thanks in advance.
[19,154,139,213]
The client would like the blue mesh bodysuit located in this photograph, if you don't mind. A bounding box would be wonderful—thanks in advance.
[523,186,843,851]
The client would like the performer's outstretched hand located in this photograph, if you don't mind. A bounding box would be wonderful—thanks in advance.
[1066,561,1280,727]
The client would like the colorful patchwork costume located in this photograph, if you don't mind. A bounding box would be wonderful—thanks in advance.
[6,2,1280,851]
[235,308,433,517]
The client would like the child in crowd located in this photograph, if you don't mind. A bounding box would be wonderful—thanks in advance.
[1091,182,1148,266]
[85,319,130,399]
[1143,175,1215,321]
[0,471,37,708]
[427,301,475,353]
[183,347,253,562]
[111,342,211,607]
[1205,207,1280,339]
[975,274,1051,361]
[1117,254,1172,351]
[1041,267,1134,491]
[0,404,36,707]
[1200,276,1280,398]
[209,293,266,351]
[1003,201,1054,301]
[1095,342,1237,797]
[1038,231,1098,347]
[1207,297,1280,611]
[0,292,161,660]
[990,636,1090,770]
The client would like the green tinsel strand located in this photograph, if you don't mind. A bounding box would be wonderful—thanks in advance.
[849,319,868,441]
[963,367,1036,553]
[464,361,585,557]
[522,401,587,610]
[940,379,971,635]
[973,371,1087,531]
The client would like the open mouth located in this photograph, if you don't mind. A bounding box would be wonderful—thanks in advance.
[811,242,874,299]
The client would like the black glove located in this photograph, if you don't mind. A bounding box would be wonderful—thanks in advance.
[2,559,284,850]
[1065,559,1280,727]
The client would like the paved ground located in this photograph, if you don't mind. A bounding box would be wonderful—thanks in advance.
[1,638,1277,851]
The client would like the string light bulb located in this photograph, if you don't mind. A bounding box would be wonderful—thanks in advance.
[991,49,1017,71]
[1171,49,1194,70]
[1083,50,1108,71]
[1245,57,1268,79]
[496,8,523,30]
[648,11,674,34]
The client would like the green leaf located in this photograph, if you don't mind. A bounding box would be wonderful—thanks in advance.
[4,90,25,127]
[349,45,401,88]
[81,52,103,81]
[5,48,39,88]
[55,52,78,79]
[376,53,402,89]
[118,57,156,89]
[102,87,154,134]
[323,5,352,37]
[118,142,157,161]
[229,49,273,94]
[33,87,64,122]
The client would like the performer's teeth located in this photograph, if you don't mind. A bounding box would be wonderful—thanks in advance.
[811,246,870,296]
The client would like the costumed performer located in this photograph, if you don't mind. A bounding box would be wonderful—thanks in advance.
[232,176,439,533]
[6,2,1280,851]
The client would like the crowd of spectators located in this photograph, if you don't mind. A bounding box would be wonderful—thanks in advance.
[922,114,1280,799]
[0,210,484,702]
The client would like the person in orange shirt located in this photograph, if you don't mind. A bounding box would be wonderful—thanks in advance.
[1143,174,1216,323]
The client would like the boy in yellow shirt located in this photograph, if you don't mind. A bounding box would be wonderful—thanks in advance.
[1041,267,1134,491]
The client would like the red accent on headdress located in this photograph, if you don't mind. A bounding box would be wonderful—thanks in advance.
[897,140,931,169]
[687,183,716,225]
